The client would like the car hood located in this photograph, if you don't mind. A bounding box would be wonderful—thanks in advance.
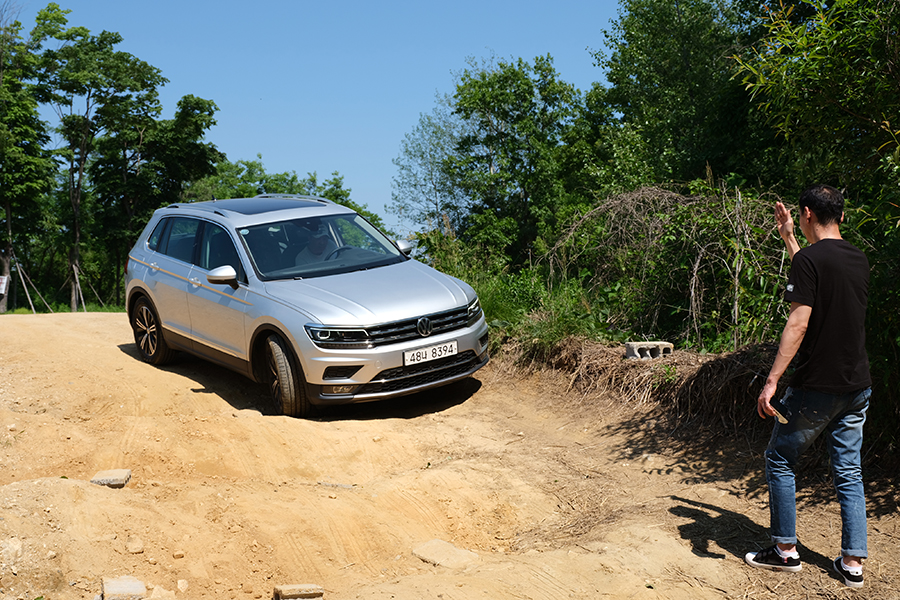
[262,259,474,326]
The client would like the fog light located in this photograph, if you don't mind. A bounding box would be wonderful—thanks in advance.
[327,385,357,395]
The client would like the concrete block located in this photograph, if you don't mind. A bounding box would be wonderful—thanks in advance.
[91,469,132,488]
[102,575,146,599]
[273,583,325,599]
[625,341,673,360]
[412,539,479,569]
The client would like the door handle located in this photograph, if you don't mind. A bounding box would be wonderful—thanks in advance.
[150,262,159,271]
[190,277,201,287]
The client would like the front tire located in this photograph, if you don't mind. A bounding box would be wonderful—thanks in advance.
[131,297,177,365]
[265,333,310,417]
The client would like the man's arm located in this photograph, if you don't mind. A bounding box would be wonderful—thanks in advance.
[775,201,801,259]
[757,302,812,419]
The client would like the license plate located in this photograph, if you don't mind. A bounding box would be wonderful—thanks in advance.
[404,340,458,365]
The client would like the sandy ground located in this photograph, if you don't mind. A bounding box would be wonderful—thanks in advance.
[0,313,897,600]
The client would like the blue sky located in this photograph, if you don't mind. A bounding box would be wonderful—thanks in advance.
[14,0,620,233]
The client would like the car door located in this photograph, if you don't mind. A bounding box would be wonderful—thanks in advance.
[143,216,200,346]
[186,221,251,371]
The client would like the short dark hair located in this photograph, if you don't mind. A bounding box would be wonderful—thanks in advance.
[799,184,844,226]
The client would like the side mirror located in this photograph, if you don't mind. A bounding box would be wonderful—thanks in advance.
[395,239,413,256]
[207,265,238,289]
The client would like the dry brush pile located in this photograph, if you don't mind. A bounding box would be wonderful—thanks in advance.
[541,337,778,440]
[506,336,899,490]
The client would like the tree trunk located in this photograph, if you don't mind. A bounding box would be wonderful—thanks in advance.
[1,199,12,313]
[115,245,121,306]
[0,250,9,314]
[69,235,80,312]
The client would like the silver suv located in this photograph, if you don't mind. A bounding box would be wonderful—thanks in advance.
[124,195,489,417]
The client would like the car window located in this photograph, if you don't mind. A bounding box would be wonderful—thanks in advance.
[333,216,391,254]
[162,217,201,264]
[147,219,169,252]
[239,224,293,275]
[199,222,246,282]
[239,213,404,280]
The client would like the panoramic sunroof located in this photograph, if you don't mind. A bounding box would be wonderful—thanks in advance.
[189,197,326,215]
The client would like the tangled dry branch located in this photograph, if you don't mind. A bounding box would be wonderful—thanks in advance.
[509,336,779,440]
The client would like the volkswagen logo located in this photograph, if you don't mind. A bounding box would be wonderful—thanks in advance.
[416,317,433,337]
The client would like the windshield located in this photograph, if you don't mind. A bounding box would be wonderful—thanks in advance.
[238,213,405,279]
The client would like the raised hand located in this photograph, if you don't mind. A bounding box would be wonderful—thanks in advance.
[775,201,801,258]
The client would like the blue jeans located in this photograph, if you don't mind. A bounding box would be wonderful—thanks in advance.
[765,386,870,558]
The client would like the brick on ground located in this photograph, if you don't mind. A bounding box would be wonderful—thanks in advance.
[91,469,132,488]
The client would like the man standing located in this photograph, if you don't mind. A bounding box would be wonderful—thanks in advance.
[744,184,871,588]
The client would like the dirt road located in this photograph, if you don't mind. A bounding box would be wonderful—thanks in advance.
[0,313,897,599]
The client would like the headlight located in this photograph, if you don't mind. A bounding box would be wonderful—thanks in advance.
[467,297,483,326]
[305,326,372,349]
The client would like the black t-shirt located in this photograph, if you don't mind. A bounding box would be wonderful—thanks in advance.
[784,238,871,393]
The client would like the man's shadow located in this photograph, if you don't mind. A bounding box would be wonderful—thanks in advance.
[669,495,835,576]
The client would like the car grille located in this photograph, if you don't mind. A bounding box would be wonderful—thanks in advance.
[367,306,470,347]
[357,350,485,395]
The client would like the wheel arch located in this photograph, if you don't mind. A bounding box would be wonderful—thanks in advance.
[249,323,305,384]
[126,286,152,323]
[129,291,178,366]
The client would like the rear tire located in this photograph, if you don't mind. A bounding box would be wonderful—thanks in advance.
[265,333,310,417]
[132,297,177,365]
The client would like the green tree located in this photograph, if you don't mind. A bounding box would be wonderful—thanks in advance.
[184,155,272,200]
[34,4,167,310]
[734,0,900,191]
[0,4,56,312]
[390,93,472,235]
[90,93,221,303]
[557,82,655,199]
[141,94,221,208]
[596,0,778,184]
[450,55,579,263]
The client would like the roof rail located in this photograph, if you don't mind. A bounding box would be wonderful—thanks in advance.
[253,194,332,204]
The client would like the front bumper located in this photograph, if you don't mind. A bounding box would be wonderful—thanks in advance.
[305,333,489,406]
